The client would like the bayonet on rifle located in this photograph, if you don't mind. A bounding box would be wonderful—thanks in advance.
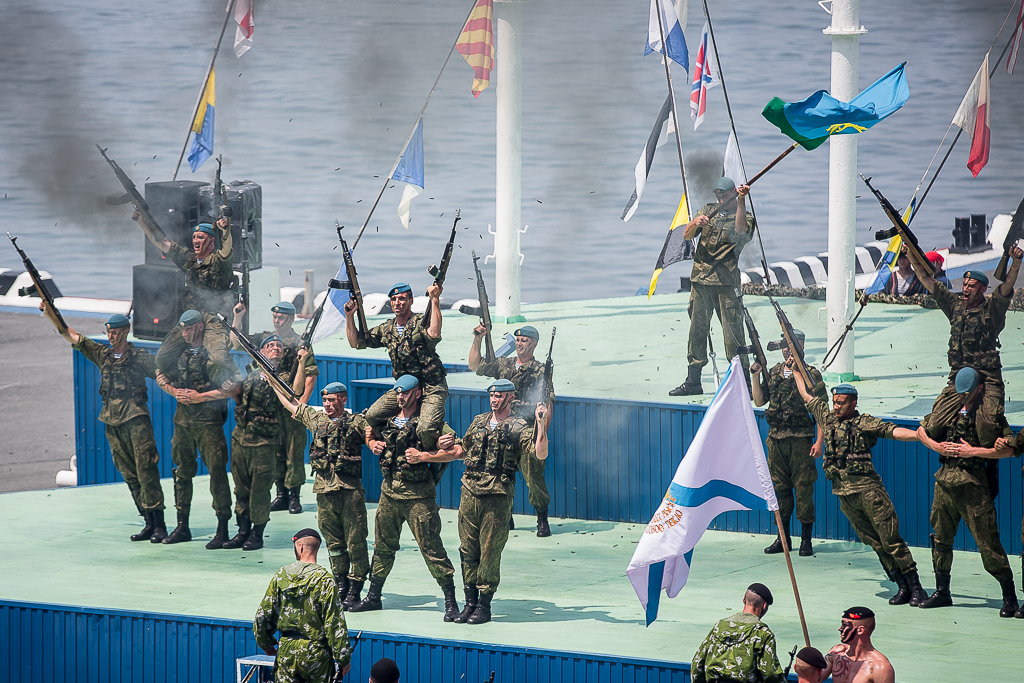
[860,174,933,278]
[7,233,67,333]
[472,250,495,363]
[96,144,168,244]
[994,194,1024,282]
[336,222,368,343]
[422,209,460,328]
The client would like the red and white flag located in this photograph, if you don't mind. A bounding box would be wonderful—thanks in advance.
[689,22,719,130]
[1008,0,1023,74]
[952,54,991,178]
[233,0,254,58]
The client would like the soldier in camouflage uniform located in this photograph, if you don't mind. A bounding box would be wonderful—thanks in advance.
[671,177,754,397]
[690,583,785,683]
[794,378,928,605]
[1001,429,1024,619]
[346,282,448,451]
[234,300,320,515]
[272,373,371,610]
[156,309,237,548]
[750,330,824,557]
[912,250,1023,446]
[254,528,352,683]
[41,306,167,542]
[469,324,555,536]
[349,375,461,621]
[914,367,1020,617]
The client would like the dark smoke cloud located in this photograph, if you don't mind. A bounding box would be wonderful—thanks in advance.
[685,148,724,211]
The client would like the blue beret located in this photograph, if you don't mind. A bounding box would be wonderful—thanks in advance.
[962,270,989,286]
[955,367,980,394]
[714,177,736,192]
[322,381,348,395]
[178,309,203,327]
[831,383,858,397]
[514,325,539,341]
[106,314,130,330]
[271,301,296,315]
[488,379,517,393]
[260,334,283,349]
[388,282,412,297]
[192,223,215,236]
[394,375,419,392]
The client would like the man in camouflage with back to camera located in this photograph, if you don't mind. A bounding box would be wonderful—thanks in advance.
[671,177,754,397]
[750,329,824,557]
[254,528,351,683]
[233,299,320,515]
[690,583,785,683]
[468,324,555,537]
[915,367,1021,618]
[270,364,371,611]
[793,376,929,607]
[40,305,168,542]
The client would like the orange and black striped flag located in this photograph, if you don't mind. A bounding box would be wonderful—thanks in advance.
[456,0,495,98]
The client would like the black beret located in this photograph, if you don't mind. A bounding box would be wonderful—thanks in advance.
[292,528,321,542]
[797,646,828,670]
[843,605,875,620]
[370,657,400,683]
[747,582,774,605]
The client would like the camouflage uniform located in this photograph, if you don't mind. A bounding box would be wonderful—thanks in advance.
[690,612,785,683]
[230,369,284,525]
[926,283,1011,446]
[75,337,163,512]
[369,415,456,584]
[168,345,233,518]
[687,202,754,375]
[293,405,370,582]
[763,363,822,524]
[475,356,553,509]
[254,561,352,683]
[458,412,534,593]
[359,313,448,449]
[806,393,918,575]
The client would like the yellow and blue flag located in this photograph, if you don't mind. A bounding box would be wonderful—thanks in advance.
[865,198,915,294]
[188,69,215,172]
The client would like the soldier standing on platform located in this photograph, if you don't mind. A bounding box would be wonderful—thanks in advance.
[233,300,319,515]
[690,583,785,683]
[750,329,824,557]
[793,378,928,606]
[468,324,555,536]
[670,177,754,396]
[914,367,1020,617]
[41,306,167,542]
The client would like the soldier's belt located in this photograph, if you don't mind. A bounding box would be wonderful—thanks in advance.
[280,630,308,640]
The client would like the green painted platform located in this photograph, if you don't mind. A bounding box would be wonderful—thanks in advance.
[4,477,1021,683]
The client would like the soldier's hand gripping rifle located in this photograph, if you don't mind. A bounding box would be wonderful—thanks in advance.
[472,249,496,363]
[421,209,460,328]
[994,194,1024,282]
[96,144,168,245]
[216,314,299,400]
[860,174,933,278]
[7,233,67,334]
[336,221,368,343]
[769,297,815,391]
[738,303,770,400]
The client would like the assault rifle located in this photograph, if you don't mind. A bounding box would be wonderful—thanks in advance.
[769,297,815,391]
[96,144,168,244]
[336,222,368,343]
[541,327,556,404]
[471,250,495,363]
[216,314,299,400]
[738,303,770,400]
[7,233,67,333]
[994,193,1024,282]
[782,645,799,679]
[860,174,933,278]
[422,210,460,328]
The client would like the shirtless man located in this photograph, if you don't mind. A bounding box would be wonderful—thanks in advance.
[823,606,895,683]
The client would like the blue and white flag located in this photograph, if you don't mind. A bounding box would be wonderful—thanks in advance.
[645,0,689,72]
[391,118,425,229]
[626,356,777,625]
[311,266,351,345]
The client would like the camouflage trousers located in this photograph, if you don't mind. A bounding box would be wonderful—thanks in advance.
[686,284,749,375]
[926,371,1005,447]
[930,471,1013,582]
[766,435,817,524]
[106,416,164,512]
[229,441,276,525]
[170,419,232,518]
[273,636,336,683]
[279,415,309,489]
[458,489,514,594]
[154,314,237,380]
[319,488,370,582]
[519,446,550,509]
[370,492,455,584]
[364,381,449,450]
[837,484,917,574]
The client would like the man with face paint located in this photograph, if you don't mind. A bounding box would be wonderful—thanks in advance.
[794,378,926,606]
[690,583,785,683]
[915,366,1020,616]
[823,607,894,683]
[469,324,555,536]
[750,329,825,556]
[41,305,167,541]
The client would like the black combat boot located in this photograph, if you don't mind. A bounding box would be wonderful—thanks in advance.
[288,487,303,514]
[467,592,493,625]
[455,587,479,623]
[905,570,928,606]
[764,518,791,554]
[669,365,703,397]
[343,580,364,611]
[270,479,289,512]
[441,579,461,622]
[149,509,168,543]
[1018,560,1024,619]
[536,506,551,538]
[919,571,953,609]
[130,512,155,542]
[242,523,266,551]
[335,575,350,601]
[509,515,515,530]
[798,522,814,557]
[162,512,192,544]
[206,515,231,550]
[221,515,252,549]
[888,570,911,605]
[349,577,384,612]
[998,579,1019,618]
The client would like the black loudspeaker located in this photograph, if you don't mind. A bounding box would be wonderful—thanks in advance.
[199,180,263,268]
[132,264,186,341]
[144,180,210,265]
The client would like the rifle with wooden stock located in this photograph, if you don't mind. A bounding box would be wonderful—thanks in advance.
[96,144,168,245]
[336,221,368,343]
[421,209,460,327]
[7,233,67,333]
[217,314,299,400]
[472,249,496,364]
[860,173,933,277]
[769,297,815,391]
[994,194,1024,282]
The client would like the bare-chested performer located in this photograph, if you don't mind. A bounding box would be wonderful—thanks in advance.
[823,606,895,683]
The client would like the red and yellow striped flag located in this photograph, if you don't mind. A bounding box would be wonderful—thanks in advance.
[456,0,494,98]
